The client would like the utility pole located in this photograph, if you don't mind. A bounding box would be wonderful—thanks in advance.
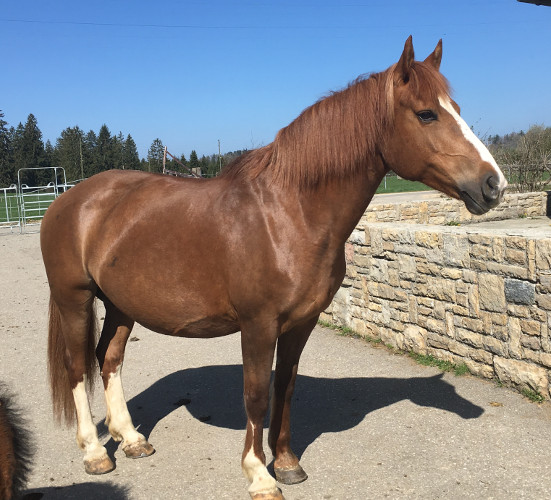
[79,136,84,180]
[218,139,222,174]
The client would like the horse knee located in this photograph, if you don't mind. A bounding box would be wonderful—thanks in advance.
[244,389,269,420]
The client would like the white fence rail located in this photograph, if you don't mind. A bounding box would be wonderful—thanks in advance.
[1,167,72,233]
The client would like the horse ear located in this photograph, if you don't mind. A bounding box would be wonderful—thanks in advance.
[424,39,443,71]
[395,35,415,84]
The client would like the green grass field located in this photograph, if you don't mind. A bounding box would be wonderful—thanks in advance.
[0,192,56,224]
[375,175,432,194]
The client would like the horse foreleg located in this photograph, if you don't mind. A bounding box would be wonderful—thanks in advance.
[240,324,282,500]
[96,302,154,460]
[268,317,316,485]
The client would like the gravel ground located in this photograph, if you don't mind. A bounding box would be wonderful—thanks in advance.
[2,230,551,500]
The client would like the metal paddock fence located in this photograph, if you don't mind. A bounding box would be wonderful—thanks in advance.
[1,167,72,233]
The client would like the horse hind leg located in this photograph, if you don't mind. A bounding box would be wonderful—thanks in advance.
[96,299,154,460]
[49,293,114,474]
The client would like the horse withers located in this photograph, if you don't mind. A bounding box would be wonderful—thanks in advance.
[41,37,506,500]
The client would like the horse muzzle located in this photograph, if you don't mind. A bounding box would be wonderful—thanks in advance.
[460,172,507,215]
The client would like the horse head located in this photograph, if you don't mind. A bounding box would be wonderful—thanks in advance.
[383,36,507,215]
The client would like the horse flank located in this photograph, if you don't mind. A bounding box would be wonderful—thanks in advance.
[221,61,451,189]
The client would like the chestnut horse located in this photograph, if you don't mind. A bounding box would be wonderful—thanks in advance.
[41,37,506,499]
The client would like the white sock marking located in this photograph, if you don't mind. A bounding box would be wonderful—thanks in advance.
[73,378,107,461]
[242,424,278,495]
[104,364,144,446]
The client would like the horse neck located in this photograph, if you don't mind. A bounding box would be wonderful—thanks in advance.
[272,156,387,247]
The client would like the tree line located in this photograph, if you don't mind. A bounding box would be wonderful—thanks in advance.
[488,125,551,192]
[0,110,247,187]
[2,110,549,193]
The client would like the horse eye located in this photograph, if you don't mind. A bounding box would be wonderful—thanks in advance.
[416,110,438,123]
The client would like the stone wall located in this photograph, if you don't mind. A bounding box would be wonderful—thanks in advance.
[362,191,548,225]
[322,191,551,397]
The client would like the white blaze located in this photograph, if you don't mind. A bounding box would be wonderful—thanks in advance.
[438,96,507,190]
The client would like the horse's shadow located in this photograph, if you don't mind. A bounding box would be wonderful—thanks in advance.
[24,482,129,500]
[98,364,483,460]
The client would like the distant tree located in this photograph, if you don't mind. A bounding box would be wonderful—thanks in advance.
[0,110,13,186]
[189,150,200,171]
[43,140,55,169]
[491,125,551,192]
[13,114,45,185]
[96,124,113,172]
[55,126,84,181]
[147,138,164,173]
[83,130,98,176]
[111,132,125,170]
[123,134,140,170]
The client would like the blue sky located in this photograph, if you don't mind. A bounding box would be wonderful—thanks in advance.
[2,1,550,159]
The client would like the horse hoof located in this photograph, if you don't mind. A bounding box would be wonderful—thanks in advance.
[84,456,115,475]
[274,465,308,485]
[123,441,155,459]
[250,488,285,500]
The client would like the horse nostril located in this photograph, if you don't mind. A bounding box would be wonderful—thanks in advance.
[487,175,499,190]
[482,175,500,202]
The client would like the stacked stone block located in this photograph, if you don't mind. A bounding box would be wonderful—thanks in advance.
[362,191,547,225]
[322,192,551,397]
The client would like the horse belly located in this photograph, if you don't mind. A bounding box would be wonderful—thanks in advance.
[99,280,239,339]
[156,316,239,339]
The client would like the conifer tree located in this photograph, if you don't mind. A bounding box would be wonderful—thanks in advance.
[55,127,84,181]
[96,124,113,173]
[0,110,13,185]
[123,134,140,170]
[147,138,164,173]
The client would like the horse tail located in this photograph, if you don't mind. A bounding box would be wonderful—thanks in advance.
[48,295,98,425]
[0,383,33,500]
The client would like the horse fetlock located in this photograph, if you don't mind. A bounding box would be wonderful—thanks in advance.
[107,424,123,442]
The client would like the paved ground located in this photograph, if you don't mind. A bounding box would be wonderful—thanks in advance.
[371,190,444,205]
[2,231,551,500]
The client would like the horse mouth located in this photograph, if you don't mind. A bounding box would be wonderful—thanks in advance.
[460,191,490,215]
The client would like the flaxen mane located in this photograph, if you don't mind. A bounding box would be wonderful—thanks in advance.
[221,61,451,188]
